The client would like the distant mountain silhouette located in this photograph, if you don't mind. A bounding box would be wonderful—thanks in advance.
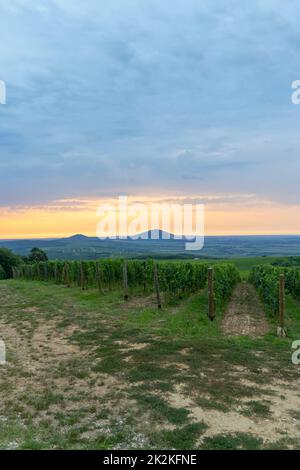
[128,229,175,240]
[2,233,300,260]
[62,231,177,241]
[65,234,90,241]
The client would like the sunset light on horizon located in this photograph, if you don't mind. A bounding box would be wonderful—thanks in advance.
[2,1,300,454]
[1,2,300,242]
[2,195,300,239]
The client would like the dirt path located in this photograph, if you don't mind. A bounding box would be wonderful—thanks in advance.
[1,280,300,449]
[222,282,269,337]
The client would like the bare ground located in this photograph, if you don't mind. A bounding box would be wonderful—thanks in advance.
[222,282,269,337]
[0,280,300,449]
[165,375,300,445]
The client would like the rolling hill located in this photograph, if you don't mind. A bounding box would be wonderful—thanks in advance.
[1,233,300,260]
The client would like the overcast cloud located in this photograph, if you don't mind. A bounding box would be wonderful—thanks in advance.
[1,0,300,206]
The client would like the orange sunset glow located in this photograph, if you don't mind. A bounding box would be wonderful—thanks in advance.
[1,196,300,239]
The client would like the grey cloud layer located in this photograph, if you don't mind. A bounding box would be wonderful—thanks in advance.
[0,0,300,206]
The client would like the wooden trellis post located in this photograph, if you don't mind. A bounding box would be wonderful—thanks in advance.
[80,262,85,290]
[153,262,162,309]
[44,263,48,281]
[277,273,286,337]
[64,262,70,287]
[95,262,103,293]
[54,263,58,283]
[77,264,81,287]
[208,267,215,321]
[143,261,147,293]
[123,260,129,301]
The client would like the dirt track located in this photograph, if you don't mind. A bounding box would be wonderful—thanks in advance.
[222,282,269,337]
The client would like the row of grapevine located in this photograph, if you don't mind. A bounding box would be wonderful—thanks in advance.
[14,259,208,298]
[213,263,241,305]
[249,264,300,314]
[157,262,208,299]
[284,268,300,299]
[14,259,150,292]
[14,259,240,307]
[249,265,280,313]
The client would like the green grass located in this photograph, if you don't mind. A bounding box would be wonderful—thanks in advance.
[196,256,280,280]
[131,394,190,425]
[150,423,208,449]
[0,276,300,450]
[241,400,271,418]
[201,433,263,450]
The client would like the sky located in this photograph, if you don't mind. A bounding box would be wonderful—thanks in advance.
[1,0,300,238]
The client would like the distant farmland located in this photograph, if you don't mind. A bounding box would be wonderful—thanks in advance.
[1,234,300,260]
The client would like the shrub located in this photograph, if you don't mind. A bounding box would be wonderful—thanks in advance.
[0,264,6,280]
[0,248,21,278]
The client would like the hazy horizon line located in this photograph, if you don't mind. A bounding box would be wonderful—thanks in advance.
[2,232,300,242]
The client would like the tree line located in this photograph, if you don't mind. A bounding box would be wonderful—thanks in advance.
[0,247,48,279]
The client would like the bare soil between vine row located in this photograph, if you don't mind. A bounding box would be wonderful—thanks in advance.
[222,282,269,337]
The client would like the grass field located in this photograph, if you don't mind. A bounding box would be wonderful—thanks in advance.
[0,277,300,450]
[196,256,281,280]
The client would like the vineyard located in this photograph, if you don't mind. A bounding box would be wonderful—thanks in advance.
[11,259,300,334]
[13,259,240,312]
[249,264,300,313]
[2,259,300,449]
